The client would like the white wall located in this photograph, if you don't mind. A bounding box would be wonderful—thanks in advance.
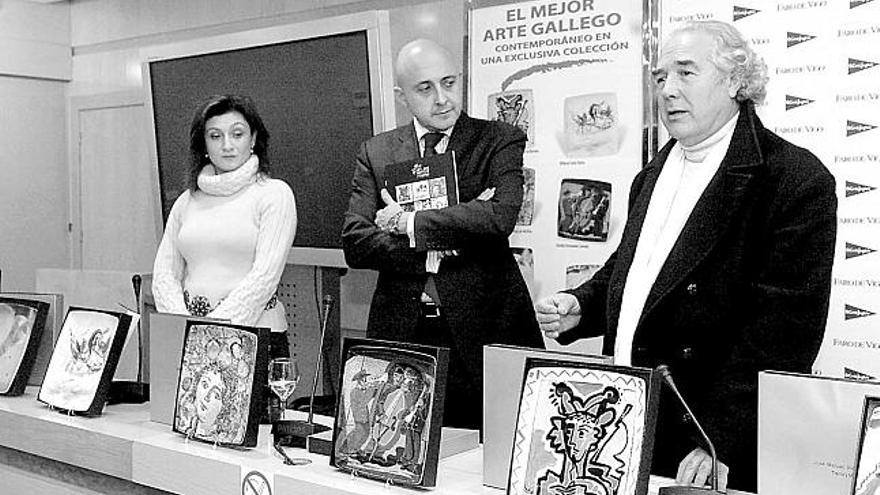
[0,0,71,291]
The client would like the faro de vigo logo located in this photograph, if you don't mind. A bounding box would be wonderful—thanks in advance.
[846,242,876,259]
[845,304,876,320]
[846,181,877,197]
[733,6,760,21]
[787,32,816,48]
[849,58,879,75]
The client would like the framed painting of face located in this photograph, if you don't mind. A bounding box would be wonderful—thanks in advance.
[37,307,133,415]
[852,396,880,495]
[172,321,269,448]
[0,297,49,396]
[508,358,660,495]
[330,337,449,488]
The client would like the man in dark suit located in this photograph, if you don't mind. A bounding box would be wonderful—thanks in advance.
[342,39,544,430]
[536,20,836,492]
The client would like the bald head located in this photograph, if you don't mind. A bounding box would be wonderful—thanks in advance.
[394,39,462,131]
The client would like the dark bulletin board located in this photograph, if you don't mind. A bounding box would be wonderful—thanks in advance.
[149,31,374,250]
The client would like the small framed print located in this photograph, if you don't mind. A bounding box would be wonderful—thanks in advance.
[0,297,49,396]
[852,396,880,495]
[172,321,268,448]
[508,358,660,495]
[330,337,449,488]
[37,307,133,415]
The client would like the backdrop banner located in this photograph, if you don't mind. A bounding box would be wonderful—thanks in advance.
[658,0,880,382]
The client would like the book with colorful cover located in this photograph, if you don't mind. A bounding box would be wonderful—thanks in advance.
[383,151,459,212]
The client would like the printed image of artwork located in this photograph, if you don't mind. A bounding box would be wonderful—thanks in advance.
[558,179,611,242]
[489,89,535,148]
[38,307,132,415]
[173,322,267,448]
[508,359,659,495]
[518,167,536,227]
[561,92,622,157]
[566,264,602,290]
[512,247,536,299]
[0,298,48,396]
[331,338,449,488]
[397,176,453,213]
[852,397,880,495]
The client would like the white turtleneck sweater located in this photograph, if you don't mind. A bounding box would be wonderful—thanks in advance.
[152,156,297,331]
[614,113,739,366]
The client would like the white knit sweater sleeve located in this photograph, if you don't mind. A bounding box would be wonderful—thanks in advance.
[151,191,191,315]
[208,180,297,326]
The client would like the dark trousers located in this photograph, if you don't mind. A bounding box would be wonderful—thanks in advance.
[414,308,481,431]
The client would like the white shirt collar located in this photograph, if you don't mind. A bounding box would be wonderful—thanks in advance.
[413,118,453,141]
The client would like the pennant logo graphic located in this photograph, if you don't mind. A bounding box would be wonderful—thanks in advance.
[849,58,879,75]
[845,367,876,381]
[847,120,877,136]
[851,0,875,8]
[845,304,875,320]
[787,32,816,47]
[733,6,760,20]
[846,180,877,197]
[846,242,876,259]
[785,95,814,110]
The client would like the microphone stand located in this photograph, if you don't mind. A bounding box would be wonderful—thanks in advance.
[273,294,333,451]
[656,365,725,495]
[108,274,149,404]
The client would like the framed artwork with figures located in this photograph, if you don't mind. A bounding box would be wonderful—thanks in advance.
[0,297,49,396]
[330,337,449,488]
[37,307,133,415]
[508,358,660,495]
[172,321,268,448]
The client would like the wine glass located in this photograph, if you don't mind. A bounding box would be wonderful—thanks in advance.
[269,357,300,421]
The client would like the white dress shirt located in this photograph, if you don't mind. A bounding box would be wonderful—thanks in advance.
[614,113,739,366]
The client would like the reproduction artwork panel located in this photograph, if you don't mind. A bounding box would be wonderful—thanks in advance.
[558,179,611,242]
[508,359,659,495]
[173,322,268,448]
[852,397,880,495]
[331,338,449,488]
[489,89,536,149]
[38,307,132,415]
[0,298,48,395]
[518,167,536,227]
[561,92,622,157]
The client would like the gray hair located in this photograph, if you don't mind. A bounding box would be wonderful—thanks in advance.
[676,20,769,105]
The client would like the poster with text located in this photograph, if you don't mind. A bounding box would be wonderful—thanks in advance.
[468,0,647,352]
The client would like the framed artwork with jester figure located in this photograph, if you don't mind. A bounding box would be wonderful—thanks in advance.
[508,358,660,495]
[330,337,449,488]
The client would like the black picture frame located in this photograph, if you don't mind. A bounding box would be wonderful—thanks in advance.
[330,337,449,488]
[851,395,880,495]
[507,358,660,495]
[0,297,49,396]
[37,307,133,416]
[172,321,269,448]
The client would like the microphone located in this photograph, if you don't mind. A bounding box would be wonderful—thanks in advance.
[656,364,724,495]
[132,275,143,382]
[307,294,334,425]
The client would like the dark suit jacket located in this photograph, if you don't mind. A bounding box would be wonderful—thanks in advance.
[342,113,544,391]
[560,104,837,491]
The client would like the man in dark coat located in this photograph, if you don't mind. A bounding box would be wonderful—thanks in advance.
[536,20,836,492]
[342,39,544,430]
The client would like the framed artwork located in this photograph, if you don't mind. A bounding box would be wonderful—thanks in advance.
[557,179,611,242]
[172,321,268,448]
[330,337,449,488]
[0,297,49,396]
[37,307,133,416]
[508,358,660,495]
[852,396,880,495]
